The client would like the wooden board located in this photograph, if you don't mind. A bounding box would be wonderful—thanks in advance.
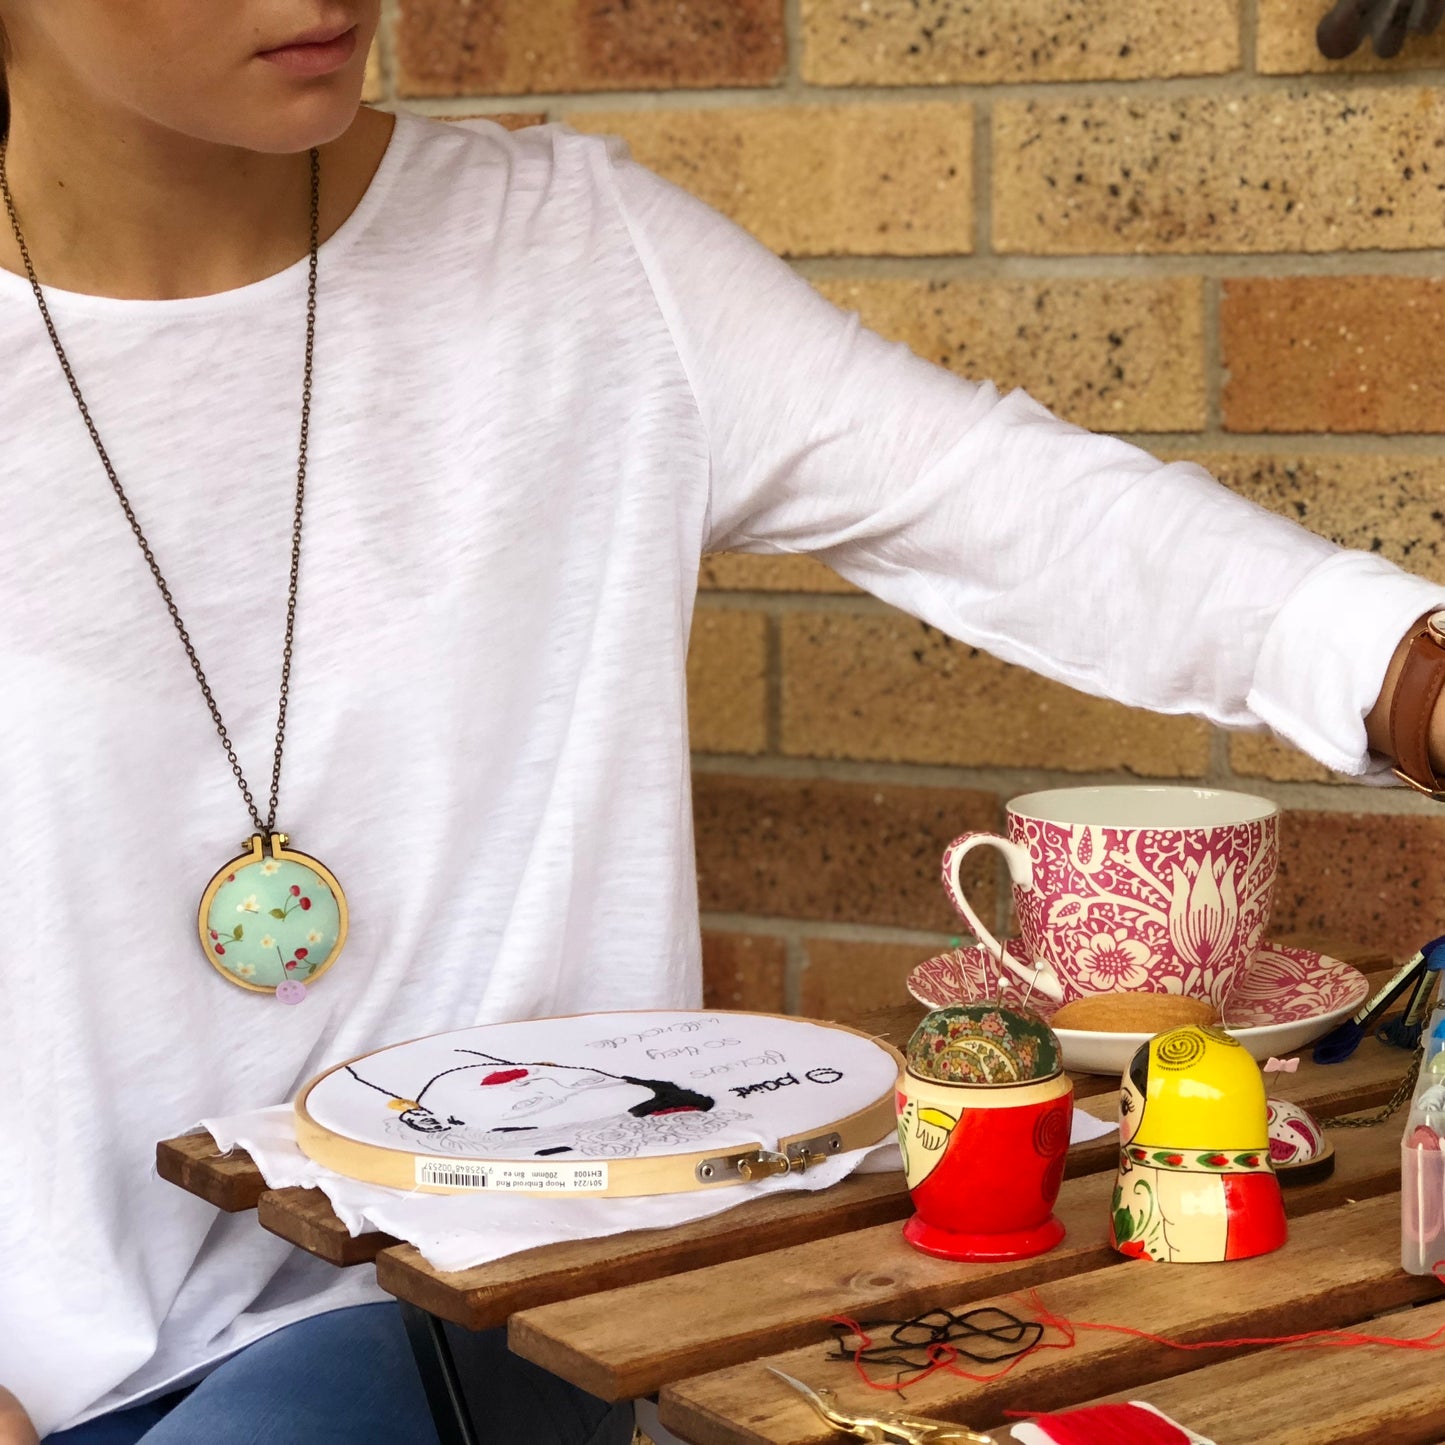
[374,1169,916,1332]
[658,1193,1441,1445]
[257,1188,396,1266]
[1076,1298,1445,1445]
[155,1131,268,1213]
[509,1119,1403,1402]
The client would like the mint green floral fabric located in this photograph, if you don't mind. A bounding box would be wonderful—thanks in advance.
[204,857,341,988]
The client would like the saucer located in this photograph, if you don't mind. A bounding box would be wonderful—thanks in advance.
[907,940,1369,1076]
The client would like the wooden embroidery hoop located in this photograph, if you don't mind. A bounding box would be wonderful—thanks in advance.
[295,1010,903,1198]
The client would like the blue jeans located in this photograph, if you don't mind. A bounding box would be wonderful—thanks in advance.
[46,1303,634,1445]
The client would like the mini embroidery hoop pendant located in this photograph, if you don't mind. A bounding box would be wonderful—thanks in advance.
[198,834,350,995]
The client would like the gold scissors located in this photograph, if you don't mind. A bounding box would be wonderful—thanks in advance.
[768,1368,998,1445]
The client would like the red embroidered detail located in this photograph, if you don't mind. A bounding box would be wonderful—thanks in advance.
[480,1069,529,1085]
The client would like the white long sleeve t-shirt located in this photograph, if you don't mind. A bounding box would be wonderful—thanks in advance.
[3,114,1442,1434]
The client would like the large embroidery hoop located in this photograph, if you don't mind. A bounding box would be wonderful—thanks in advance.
[295,1010,902,1197]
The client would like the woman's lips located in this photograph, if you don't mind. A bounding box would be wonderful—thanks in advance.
[257,25,359,77]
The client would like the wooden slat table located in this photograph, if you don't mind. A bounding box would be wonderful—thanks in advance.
[159,942,1434,1445]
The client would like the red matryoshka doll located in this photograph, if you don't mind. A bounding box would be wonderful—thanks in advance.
[1111,1024,1287,1263]
[896,1003,1073,1262]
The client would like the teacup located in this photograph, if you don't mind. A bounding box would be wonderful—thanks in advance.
[941,786,1278,1008]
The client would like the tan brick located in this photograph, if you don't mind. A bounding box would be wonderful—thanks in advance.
[699,554,857,594]
[694,774,1001,931]
[702,931,789,1012]
[780,613,1212,775]
[802,0,1240,85]
[572,103,973,258]
[396,0,785,97]
[687,609,769,755]
[1221,278,1445,434]
[817,276,1205,432]
[1271,810,1445,958]
[1229,731,1339,784]
[363,37,385,103]
[1175,451,1445,583]
[799,938,936,1023]
[1258,0,1445,74]
[993,89,1445,255]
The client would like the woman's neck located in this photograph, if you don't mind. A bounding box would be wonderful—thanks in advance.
[0,94,394,301]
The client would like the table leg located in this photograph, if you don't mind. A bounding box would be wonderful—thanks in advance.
[398,1299,481,1445]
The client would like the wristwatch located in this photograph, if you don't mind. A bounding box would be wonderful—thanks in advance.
[1390,609,1445,800]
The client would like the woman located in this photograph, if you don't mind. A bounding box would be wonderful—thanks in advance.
[2,3,1442,1442]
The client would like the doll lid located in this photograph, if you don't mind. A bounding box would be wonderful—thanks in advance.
[905,1003,1063,1086]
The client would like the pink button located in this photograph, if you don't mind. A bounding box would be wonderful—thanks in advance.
[275,980,307,1005]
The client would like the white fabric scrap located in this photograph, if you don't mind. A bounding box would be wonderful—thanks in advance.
[201,1105,1111,1274]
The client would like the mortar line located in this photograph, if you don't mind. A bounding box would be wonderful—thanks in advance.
[1204,274,1225,432]
[393,65,1445,114]
[1242,0,1262,75]
[782,0,805,98]
[973,98,994,259]
[690,751,1445,816]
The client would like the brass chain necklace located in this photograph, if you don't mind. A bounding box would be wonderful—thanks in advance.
[0,145,348,1004]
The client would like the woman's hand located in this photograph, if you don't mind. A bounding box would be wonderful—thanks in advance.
[0,1389,39,1445]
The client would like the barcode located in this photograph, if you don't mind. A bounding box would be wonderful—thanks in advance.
[418,1162,489,1189]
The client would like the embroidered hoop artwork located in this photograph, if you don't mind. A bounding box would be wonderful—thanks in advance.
[296,1011,901,1196]
[199,835,348,997]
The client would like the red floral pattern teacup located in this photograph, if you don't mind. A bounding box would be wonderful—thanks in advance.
[941,786,1278,1007]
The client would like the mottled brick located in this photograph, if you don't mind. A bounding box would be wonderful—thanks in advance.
[817,276,1206,432]
[994,89,1445,254]
[687,609,769,755]
[1229,732,1339,784]
[397,0,785,97]
[1221,278,1445,433]
[1258,0,1445,74]
[699,555,856,594]
[694,774,1000,932]
[702,932,789,1012]
[1182,451,1445,582]
[1271,810,1445,958]
[802,0,1240,85]
[363,36,385,103]
[571,103,973,257]
[799,938,937,1022]
[780,613,1212,776]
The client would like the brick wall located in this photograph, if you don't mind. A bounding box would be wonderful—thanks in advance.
[365,1,1445,1020]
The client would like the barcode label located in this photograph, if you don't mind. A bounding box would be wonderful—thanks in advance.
[417,1162,491,1189]
[415,1158,609,1192]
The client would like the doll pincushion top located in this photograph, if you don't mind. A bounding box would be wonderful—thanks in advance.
[906,1003,1063,1085]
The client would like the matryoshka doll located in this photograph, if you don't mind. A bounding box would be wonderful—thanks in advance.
[1111,1024,1287,1263]
[896,1004,1073,1262]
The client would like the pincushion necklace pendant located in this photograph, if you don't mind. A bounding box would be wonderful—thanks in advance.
[1,145,346,1005]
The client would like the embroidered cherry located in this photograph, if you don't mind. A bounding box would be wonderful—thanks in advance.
[291,885,301,897]
[284,961,297,971]
[300,897,312,910]
[215,946,226,955]
[294,948,309,960]
[209,930,219,940]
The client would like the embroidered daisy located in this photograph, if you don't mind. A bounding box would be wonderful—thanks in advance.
[306,929,324,945]
[237,894,260,914]
[260,935,276,950]
[235,963,256,978]
[260,859,282,877]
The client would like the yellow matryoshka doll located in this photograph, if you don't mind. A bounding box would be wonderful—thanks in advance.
[1110,1024,1287,1263]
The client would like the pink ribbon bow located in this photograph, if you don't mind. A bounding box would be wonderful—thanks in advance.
[1263,1056,1299,1074]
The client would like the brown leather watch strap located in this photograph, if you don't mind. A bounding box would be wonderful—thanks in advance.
[1390,612,1445,798]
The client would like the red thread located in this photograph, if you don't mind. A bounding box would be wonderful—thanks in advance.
[480,1069,528,1085]
[829,1260,1445,1395]
[1025,1403,1189,1445]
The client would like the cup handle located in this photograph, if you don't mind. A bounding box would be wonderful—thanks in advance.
[941,832,1066,1003]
